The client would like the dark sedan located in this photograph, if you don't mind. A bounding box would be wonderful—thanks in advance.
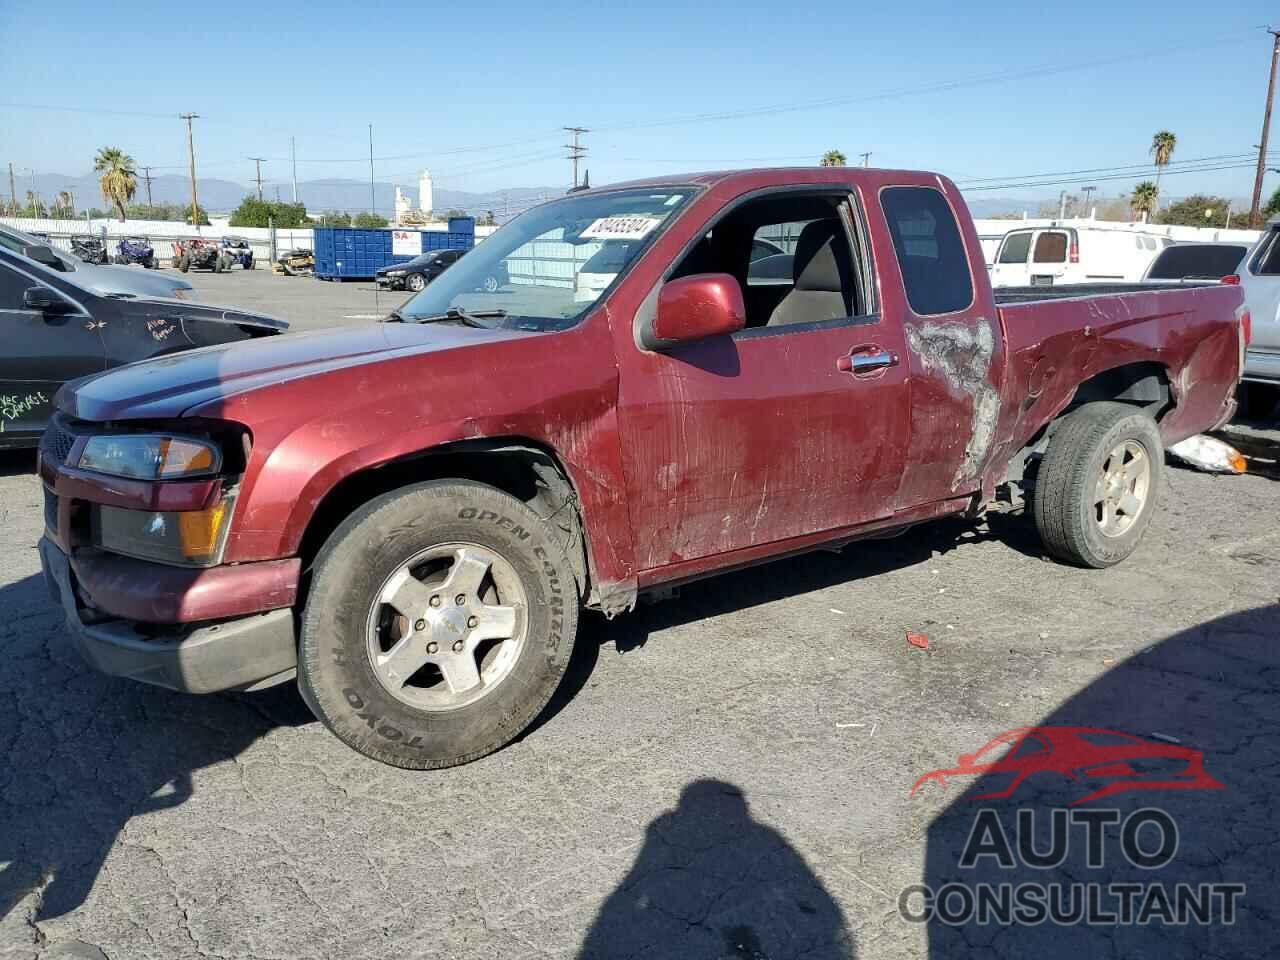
[0,243,286,448]
[376,248,466,291]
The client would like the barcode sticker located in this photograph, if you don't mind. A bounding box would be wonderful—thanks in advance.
[579,216,663,240]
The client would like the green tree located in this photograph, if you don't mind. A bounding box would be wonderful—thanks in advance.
[1149,131,1176,209]
[94,146,138,221]
[353,211,389,228]
[820,150,847,167]
[1130,181,1159,222]
[479,210,497,226]
[1156,194,1236,228]
[1263,187,1280,219]
[127,201,209,224]
[314,211,352,227]
[228,196,310,228]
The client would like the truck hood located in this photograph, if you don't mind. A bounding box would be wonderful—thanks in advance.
[58,320,536,422]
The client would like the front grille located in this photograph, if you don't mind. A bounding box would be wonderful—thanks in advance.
[40,421,75,465]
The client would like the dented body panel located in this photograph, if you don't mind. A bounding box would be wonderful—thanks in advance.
[43,167,1243,632]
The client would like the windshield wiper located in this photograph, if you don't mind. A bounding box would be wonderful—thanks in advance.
[403,306,509,328]
[385,308,405,322]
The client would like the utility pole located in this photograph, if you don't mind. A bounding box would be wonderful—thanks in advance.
[1250,28,1280,228]
[564,127,589,188]
[367,124,376,216]
[141,166,154,207]
[179,113,201,229]
[290,136,298,204]
[1080,185,1096,219]
[1058,190,1068,220]
[859,151,872,167]
[7,162,16,216]
[248,156,267,201]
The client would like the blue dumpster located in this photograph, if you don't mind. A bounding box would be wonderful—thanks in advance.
[313,219,475,280]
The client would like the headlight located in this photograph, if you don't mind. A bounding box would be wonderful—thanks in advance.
[93,496,235,566]
[386,270,406,277]
[78,434,221,480]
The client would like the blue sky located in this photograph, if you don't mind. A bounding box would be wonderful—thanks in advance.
[0,0,1276,203]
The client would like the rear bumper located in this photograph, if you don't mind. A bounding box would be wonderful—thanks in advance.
[1243,348,1280,385]
[39,537,297,694]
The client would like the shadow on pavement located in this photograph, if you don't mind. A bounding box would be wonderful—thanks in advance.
[0,571,314,924]
[0,448,37,477]
[920,603,1279,958]
[577,779,854,959]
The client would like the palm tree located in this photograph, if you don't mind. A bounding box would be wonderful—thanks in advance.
[1131,181,1159,222]
[1149,131,1176,210]
[94,147,138,221]
[24,190,46,218]
[820,150,847,167]
[54,190,74,217]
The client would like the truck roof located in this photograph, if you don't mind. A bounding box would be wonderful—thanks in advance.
[580,166,942,193]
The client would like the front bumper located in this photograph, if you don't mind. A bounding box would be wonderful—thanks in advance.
[376,274,405,289]
[39,537,298,694]
[1243,348,1280,385]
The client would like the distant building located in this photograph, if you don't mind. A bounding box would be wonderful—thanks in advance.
[394,186,411,225]
[418,170,434,218]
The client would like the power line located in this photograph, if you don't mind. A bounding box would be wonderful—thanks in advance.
[962,157,1273,192]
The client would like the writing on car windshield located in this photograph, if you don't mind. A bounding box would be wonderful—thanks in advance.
[397,187,694,330]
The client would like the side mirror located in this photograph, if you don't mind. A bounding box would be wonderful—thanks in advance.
[644,273,746,350]
[23,286,69,313]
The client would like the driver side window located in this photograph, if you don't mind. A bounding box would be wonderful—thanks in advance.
[668,191,873,334]
[0,262,31,310]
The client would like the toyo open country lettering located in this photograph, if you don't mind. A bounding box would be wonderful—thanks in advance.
[37,166,1246,768]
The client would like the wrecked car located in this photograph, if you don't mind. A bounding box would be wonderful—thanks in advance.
[38,168,1246,769]
[0,244,285,447]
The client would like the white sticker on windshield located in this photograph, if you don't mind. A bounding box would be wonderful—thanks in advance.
[579,216,663,241]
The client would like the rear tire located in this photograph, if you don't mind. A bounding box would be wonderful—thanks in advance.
[298,480,579,769]
[178,254,190,273]
[1033,402,1163,568]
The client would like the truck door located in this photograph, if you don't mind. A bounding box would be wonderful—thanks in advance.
[990,229,1032,287]
[876,184,1006,509]
[0,259,103,441]
[614,188,911,572]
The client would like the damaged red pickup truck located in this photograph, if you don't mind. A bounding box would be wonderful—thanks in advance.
[38,168,1247,768]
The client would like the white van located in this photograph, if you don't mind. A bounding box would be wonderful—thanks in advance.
[989,226,1171,287]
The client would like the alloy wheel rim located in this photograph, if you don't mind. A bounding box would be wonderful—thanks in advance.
[365,543,527,711]
[1093,439,1150,538]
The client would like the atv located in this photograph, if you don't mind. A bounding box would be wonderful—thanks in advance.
[273,248,315,277]
[172,238,236,273]
[113,236,158,269]
[70,235,109,265]
[220,235,255,270]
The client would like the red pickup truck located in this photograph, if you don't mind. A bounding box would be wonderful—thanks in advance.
[37,168,1247,769]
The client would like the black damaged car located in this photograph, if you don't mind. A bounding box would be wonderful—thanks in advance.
[0,243,287,448]
[375,248,465,292]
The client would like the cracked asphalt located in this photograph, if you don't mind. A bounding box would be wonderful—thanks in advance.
[1,276,1278,958]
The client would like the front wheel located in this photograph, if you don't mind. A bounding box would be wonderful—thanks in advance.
[1032,402,1163,568]
[298,480,579,769]
[178,254,190,272]
[482,273,500,293]
[405,272,426,292]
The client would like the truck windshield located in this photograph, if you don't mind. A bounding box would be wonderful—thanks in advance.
[396,187,695,330]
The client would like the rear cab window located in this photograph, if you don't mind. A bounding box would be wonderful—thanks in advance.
[880,186,974,315]
[1250,228,1280,275]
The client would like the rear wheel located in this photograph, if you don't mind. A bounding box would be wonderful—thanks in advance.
[1032,401,1163,568]
[298,480,579,769]
[482,273,500,293]
[178,254,190,272]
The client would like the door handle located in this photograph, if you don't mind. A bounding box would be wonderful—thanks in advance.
[837,350,899,374]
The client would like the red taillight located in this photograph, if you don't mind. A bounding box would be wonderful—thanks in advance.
[1069,240,1079,264]
[1222,274,1240,285]
[1241,309,1252,346]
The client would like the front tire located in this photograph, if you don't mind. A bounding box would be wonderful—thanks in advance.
[405,272,426,292]
[298,480,579,769]
[1032,401,1163,568]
